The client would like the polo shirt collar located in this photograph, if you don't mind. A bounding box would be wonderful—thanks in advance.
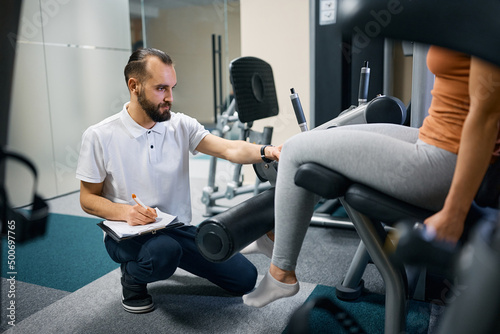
[120,102,166,138]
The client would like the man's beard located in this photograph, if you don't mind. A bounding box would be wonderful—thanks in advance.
[137,88,172,122]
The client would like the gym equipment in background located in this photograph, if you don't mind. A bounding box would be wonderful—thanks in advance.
[255,61,407,228]
[197,61,407,262]
[1,148,49,243]
[201,57,279,216]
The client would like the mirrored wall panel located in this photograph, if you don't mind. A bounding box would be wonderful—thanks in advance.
[129,0,241,124]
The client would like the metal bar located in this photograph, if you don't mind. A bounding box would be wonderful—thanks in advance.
[218,35,223,115]
[410,43,434,128]
[140,0,147,48]
[340,199,407,334]
[212,34,218,122]
[383,39,394,96]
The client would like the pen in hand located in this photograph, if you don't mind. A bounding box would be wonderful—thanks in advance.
[132,194,157,218]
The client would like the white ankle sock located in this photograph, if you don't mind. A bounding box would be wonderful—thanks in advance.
[240,234,274,259]
[242,271,299,308]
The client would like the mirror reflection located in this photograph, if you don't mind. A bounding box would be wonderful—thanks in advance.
[129,0,241,125]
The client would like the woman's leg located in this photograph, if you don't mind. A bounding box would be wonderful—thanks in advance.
[244,124,457,307]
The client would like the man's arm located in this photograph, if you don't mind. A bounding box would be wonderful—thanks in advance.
[195,133,281,164]
[80,181,157,226]
[425,57,500,242]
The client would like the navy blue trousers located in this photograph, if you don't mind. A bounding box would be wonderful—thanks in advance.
[104,225,257,295]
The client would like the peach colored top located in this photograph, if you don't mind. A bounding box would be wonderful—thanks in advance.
[419,46,500,159]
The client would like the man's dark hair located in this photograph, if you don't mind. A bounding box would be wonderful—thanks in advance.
[124,48,173,86]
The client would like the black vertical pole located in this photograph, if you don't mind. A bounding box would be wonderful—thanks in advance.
[218,35,223,114]
[212,34,223,123]
[0,0,23,180]
[212,34,218,122]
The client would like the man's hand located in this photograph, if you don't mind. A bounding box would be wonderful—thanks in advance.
[126,204,158,226]
[266,144,283,161]
[80,181,158,225]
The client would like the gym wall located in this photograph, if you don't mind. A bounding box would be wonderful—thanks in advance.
[239,0,310,183]
[6,0,131,206]
[240,0,311,147]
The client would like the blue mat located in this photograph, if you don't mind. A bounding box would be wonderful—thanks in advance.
[1,213,118,292]
[285,285,430,333]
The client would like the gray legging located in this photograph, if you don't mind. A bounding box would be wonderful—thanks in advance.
[272,123,458,271]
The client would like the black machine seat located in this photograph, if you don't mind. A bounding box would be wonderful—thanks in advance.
[295,162,434,224]
[294,163,351,200]
[296,154,500,230]
[344,184,433,225]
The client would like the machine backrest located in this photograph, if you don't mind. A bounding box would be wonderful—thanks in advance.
[229,57,279,123]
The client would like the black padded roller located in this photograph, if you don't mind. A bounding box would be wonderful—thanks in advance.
[196,188,275,262]
[365,95,407,125]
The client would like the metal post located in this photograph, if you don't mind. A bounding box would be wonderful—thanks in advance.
[212,34,223,123]
[383,39,394,96]
[410,43,434,128]
[140,0,147,48]
[218,35,223,115]
[212,34,218,122]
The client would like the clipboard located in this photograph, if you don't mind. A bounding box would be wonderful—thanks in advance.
[97,207,183,242]
[97,221,184,242]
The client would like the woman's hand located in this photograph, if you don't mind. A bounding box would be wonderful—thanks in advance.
[424,208,466,243]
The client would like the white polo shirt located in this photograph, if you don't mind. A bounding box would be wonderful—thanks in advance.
[76,102,209,224]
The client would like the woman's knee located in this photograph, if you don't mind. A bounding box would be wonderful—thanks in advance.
[282,133,305,157]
